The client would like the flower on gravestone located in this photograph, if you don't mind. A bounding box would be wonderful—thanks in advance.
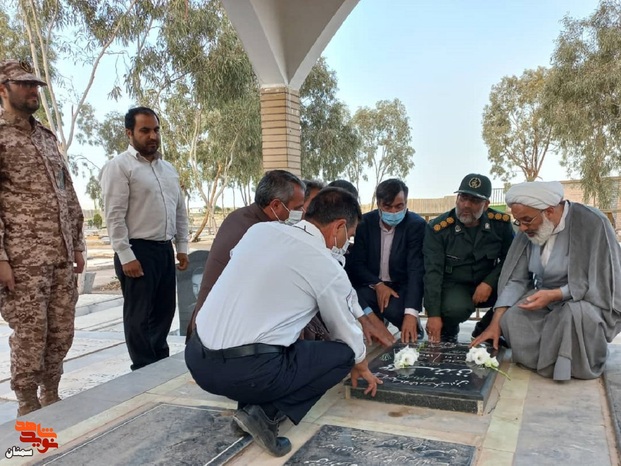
[466,346,510,380]
[393,346,420,369]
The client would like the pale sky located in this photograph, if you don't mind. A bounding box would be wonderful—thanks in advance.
[72,0,602,209]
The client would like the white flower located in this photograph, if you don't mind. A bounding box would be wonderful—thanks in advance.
[473,351,490,365]
[394,346,419,369]
[485,356,499,369]
[466,346,510,380]
[467,347,491,366]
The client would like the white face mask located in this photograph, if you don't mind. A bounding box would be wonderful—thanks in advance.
[271,202,303,225]
[285,208,303,225]
[330,230,350,267]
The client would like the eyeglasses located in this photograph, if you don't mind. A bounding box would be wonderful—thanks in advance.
[513,210,544,227]
[5,81,41,89]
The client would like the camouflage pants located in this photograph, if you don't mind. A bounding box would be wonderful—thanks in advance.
[0,262,77,391]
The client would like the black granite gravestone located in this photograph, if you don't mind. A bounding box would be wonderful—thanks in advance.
[37,404,250,466]
[345,342,504,414]
[176,250,209,336]
[286,424,475,465]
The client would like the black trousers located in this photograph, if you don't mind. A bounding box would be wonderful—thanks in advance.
[185,332,355,424]
[114,239,176,370]
[356,282,407,328]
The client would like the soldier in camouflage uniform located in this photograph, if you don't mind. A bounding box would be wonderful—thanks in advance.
[423,174,514,342]
[0,60,85,416]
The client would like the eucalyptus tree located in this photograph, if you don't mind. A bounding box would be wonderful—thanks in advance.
[545,0,621,206]
[300,57,359,181]
[352,98,415,205]
[482,67,556,183]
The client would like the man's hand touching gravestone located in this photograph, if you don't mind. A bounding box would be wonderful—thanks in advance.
[359,313,396,347]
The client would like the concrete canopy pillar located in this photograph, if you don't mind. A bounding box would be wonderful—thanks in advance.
[221,0,359,176]
[260,87,301,172]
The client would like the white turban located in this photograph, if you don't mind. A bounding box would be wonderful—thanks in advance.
[505,181,564,209]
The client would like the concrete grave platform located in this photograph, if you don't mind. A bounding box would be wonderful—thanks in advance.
[345,343,504,414]
[285,424,475,465]
[37,403,251,466]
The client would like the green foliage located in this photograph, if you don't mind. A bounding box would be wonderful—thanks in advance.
[95,111,127,158]
[352,98,415,193]
[300,57,360,181]
[92,212,103,229]
[0,6,30,60]
[482,67,555,182]
[85,175,102,210]
[544,0,621,205]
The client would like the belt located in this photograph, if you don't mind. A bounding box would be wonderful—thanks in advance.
[130,238,171,245]
[195,333,284,359]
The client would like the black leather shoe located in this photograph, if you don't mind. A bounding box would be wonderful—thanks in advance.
[233,405,292,457]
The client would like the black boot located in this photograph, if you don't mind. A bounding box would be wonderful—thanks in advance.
[472,309,494,339]
[441,323,460,343]
[233,405,292,457]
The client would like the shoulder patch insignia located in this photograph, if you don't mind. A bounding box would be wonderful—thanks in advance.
[487,210,511,222]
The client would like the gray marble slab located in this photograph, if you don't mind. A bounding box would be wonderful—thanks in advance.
[346,342,503,414]
[37,403,250,465]
[286,424,475,465]
[177,250,209,336]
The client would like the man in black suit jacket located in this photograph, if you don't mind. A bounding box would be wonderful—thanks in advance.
[346,179,426,343]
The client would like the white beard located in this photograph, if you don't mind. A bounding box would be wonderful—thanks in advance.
[528,216,555,246]
[456,204,485,226]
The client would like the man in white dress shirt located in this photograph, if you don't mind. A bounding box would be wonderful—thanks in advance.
[185,187,381,457]
[99,107,189,370]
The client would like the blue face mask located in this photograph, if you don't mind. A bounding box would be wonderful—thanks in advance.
[381,208,407,227]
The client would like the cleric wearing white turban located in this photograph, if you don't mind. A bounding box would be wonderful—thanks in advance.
[505,181,564,210]
[472,180,621,380]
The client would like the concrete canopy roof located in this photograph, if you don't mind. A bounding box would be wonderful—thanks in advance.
[221,0,359,89]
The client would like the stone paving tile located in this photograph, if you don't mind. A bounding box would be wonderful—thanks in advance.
[603,346,621,464]
[0,337,126,386]
[515,374,614,466]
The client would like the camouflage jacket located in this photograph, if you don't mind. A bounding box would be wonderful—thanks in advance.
[0,109,84,266]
